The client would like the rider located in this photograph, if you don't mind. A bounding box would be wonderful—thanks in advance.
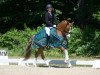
[45,4,57,45]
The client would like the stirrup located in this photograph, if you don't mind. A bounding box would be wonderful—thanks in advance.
[67,63,72,68]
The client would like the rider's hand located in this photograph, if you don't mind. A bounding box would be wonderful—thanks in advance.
[53,25,56,27]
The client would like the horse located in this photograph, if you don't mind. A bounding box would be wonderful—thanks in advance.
[24,20,73,67]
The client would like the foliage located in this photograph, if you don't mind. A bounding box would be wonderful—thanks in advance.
[0,27,35,56]
[93,11,100,21]
[0,26,100,57]
[0,0,77,33]
[69,26,100,56]
[1,0,100,33]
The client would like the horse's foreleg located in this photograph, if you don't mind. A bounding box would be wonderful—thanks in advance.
[64,49,69,62]
[59,48,69,63]
[58,47,69,62]
[59,47,71,67]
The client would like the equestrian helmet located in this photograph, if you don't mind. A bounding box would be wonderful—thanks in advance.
[46,4,53,9]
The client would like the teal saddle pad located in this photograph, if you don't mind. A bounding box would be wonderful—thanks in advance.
[33,28,67,49]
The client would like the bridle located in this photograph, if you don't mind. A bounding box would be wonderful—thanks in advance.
[63,21,72,34]
[63,22,73,38]
[57,20,73,37]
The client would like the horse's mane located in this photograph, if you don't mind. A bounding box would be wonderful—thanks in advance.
[57,20,69,31]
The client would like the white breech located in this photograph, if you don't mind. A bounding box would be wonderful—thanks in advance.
[45,27,53,36]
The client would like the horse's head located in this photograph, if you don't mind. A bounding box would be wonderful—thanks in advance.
[57,19,73,34]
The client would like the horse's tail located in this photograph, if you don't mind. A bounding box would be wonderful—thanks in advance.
[24,35,34,60]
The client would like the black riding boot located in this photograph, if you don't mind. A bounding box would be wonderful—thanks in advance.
[46,35,50,49]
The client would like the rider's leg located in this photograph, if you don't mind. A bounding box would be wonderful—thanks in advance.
[45,27,51,48]
[45,27,50,36]
[45,27,53,39]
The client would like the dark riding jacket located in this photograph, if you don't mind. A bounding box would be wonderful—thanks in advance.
[45,12,58,27]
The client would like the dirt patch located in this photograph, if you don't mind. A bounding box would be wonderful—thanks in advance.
[0,66,100,75]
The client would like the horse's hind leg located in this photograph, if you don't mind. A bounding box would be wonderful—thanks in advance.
[34,48,44,67]
[35,48,45,59]
[38,48,49,66]
[34,48,49,66]
[40,49,45,60]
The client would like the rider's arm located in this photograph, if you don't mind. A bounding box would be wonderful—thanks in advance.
[45,13,53,27]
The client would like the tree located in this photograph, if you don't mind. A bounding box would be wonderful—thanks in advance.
[0,0,100,33]
[77,0,100,28]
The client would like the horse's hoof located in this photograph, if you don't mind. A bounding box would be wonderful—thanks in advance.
[33,62,37,67]
[18,61,26,66]
[67,63,72,68]
[64,60,69,64]
[33,64,37,67]
[44,60,49,66]
[64,60,72,68]
[18,58,27,66]
[33,58,37,67]
[46,61,49,66]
